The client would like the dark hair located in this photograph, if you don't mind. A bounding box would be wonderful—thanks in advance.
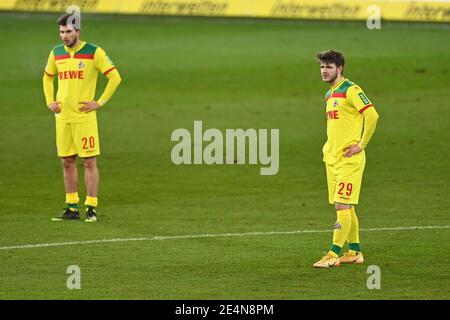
[316,50,345,68]
[57,13,80,30]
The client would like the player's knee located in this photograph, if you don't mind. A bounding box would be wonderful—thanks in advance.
[335,202,351,211]
[61,156,76,169]
[83,157,97,170]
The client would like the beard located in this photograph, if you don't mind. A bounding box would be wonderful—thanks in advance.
[67,37,78,47]
[324,72,338,84]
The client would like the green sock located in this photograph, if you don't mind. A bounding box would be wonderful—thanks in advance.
[67,203,79,212]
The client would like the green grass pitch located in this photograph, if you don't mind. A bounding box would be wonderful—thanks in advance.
[0,12,449,299]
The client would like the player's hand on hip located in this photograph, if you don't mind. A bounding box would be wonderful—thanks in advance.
[343,144,363,158]
[47,101,61,113]
[79,101,101,113]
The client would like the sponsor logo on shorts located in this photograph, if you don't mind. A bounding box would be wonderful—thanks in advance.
[334,222,342,230]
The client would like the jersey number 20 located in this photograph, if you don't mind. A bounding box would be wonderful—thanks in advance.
[82,136,95,149]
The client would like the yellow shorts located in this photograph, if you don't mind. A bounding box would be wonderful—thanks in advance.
[55,117,100,158]
[326,151,366,205]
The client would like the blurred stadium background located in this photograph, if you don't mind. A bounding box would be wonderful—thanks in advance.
[0,0,449,299]
[1,0,449,22]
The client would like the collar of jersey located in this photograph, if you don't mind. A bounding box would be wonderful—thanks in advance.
[64,40,86,53]
[330,77,346,90]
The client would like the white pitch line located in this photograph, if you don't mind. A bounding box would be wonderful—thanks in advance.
[0,225,449,251]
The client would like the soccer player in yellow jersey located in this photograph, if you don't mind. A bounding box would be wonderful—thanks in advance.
[43,13,121,222]
[313,50,379,268]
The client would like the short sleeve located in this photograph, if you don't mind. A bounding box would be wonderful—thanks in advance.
[347,85,374,113]
[94,47,116,75]
[44,50,57,76]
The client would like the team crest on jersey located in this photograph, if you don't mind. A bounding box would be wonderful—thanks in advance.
[333,99,339,108]
[334,222,342,230]
[78,60,85,69]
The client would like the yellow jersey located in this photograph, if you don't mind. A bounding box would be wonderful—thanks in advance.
[44,40,116,122]
[323,78,374,165]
